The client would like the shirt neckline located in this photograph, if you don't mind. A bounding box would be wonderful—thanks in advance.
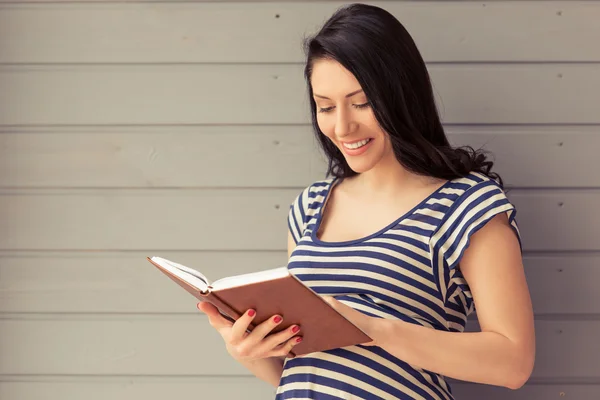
[310,176,453,247]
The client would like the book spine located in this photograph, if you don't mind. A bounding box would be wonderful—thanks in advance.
[202,292,246,325]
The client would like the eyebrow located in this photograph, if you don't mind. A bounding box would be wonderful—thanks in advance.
[313,89,364,100]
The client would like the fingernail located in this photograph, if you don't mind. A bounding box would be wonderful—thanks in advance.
[248,309,256,317]
[274,315,282,323]
[296,337,303,343]
[291,325,300,333]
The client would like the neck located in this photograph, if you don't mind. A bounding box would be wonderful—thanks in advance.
[350,153,420,196]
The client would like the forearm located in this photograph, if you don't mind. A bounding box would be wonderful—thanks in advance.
[373,319,533,389]
[238,356,285,388]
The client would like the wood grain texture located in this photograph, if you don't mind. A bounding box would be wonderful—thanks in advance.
[1,125,598,188]
[0,64,598,125]
[0,189,599,251]
[0,317,597,379]
[0,2,598,63]
[0,378,595,400]
[0,252,598,315]
[1,0,597,396]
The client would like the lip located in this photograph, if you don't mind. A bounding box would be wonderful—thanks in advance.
[341,138,373,145]
[340,138,374,156]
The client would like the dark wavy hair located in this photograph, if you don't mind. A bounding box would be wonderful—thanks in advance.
[303,3,503,187]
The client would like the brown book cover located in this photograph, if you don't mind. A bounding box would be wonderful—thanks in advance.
[146,256,372,357]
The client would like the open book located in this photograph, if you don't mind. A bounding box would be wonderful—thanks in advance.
[147,256,372,357]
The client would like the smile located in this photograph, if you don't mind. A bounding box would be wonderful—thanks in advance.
[342,138,372,149]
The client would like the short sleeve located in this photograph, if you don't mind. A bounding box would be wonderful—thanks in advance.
[433,179,522,314]
[287,185,312,244]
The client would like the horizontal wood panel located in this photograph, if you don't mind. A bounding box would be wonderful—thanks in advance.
[0,317,597,379]
[0,189,293,251]
[508,191,600,251]
[1,189,599,251]
[1,378,596,400]
[1,252,598,316]
[0,378,276,400]
[2,125,599,188]
[0,64,598,125]
[0,252,289,314]
[0,2,598,63]
[0,379,596,400]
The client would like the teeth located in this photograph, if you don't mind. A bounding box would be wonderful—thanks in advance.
[343,139,371,149]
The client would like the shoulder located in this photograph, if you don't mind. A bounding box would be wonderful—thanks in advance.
[290,177,337,209]
[433,171,521,268]
[287,177,337,243]
[438,172,512,219]
[445,171,505,199]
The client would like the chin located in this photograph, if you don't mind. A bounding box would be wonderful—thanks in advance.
[345,161,376,174]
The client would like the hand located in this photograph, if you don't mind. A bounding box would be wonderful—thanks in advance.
[322,296,379,346]
[196,302,303,362]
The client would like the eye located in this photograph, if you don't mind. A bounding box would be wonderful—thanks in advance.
[318,106,335,113]
[318,103,370,113]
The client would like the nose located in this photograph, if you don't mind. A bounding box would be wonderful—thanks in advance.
[334,108,356,137]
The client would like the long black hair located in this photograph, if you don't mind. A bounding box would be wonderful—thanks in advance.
[303,3,503,187]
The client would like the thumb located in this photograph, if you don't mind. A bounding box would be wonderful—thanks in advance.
[196,302,232,328]
[323,296,339,306]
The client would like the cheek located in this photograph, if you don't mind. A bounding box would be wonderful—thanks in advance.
[316,114,335,137]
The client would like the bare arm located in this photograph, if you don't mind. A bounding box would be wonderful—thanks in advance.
[237,356,286,387]
[324,213,535,389]
[375,214,535,388]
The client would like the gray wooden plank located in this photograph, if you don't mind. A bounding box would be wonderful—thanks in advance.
[0,64,598,125]
[523,255,600,315]
[1,125,598,188]
[0,252,598,315]
[465,319,600,380]
[0,188,294,251]
[1,378,596,400]
[0,2,598,63]
[451,383,600,399]
[0,317,597,379]
[446,126,600,189]
[0,251,289,313]
[0,188,599,251]
[0,378,276,400]
[0,125,325,189]
[508,190,600,251]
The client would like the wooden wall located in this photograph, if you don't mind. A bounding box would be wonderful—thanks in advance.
[1,1,599,399]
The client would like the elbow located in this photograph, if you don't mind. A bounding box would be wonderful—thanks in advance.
[505,351,535,390]
[506,371,530,390]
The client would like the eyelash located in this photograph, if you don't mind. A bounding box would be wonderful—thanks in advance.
[318,102,370,113]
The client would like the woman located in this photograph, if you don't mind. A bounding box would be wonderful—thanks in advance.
[198,3,535,399]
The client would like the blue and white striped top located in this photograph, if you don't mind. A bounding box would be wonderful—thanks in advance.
[276,172,522,400]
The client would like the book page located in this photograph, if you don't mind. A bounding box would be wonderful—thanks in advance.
[150,256,210,292]
[212,266,290,291]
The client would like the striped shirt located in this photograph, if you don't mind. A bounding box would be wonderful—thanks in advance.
[276,172,522,400]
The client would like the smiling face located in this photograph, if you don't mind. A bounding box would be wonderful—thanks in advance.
[310,58,395,174]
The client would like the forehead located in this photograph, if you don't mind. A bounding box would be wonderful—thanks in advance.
[310,59,362,96]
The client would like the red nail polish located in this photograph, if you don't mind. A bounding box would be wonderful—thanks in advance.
[292,325,300,333]
[274,316,282,323]
[248,309,256,317]
[296,337,303,343]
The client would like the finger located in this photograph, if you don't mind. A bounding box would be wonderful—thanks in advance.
[262,324,301,351]
[246,314,284,345]
[269,335,303,358]
[230,308,257,343]
[196,302,234,330]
